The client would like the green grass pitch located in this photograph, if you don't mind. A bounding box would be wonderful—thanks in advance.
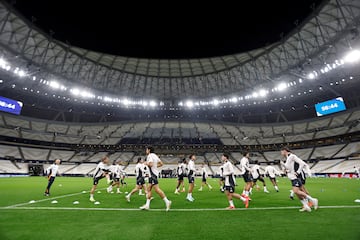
[0,176,359,240]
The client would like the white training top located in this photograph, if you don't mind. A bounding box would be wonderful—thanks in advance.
[251,164,261,179]
[135,163,146,178]
[283,153,306,180]
[177,162,187,175]
[223,160,236,187]
[111,165,125,178]
[240,157,251,175]
[264,165,279,178]
[46,164,59,177]
[147,153,161,176]
[355,167,360,174]
[187,160,196,177]
[93,162,111,178]
[201,166,208,178]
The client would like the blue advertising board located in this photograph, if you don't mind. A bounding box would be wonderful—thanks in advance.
[315,97,346,117]
[0,96,23,115]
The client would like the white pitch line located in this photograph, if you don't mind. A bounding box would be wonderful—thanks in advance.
[3,188,104,209]
[0,205,359,212]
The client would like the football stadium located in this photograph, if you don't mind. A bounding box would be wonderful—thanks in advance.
[0,0,360,239]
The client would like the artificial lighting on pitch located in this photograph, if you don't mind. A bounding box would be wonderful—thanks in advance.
[307,72,316,79]
[186,100,194,108]
[277,82,287,91]
[344,49,360,63]
[149,100,157,107]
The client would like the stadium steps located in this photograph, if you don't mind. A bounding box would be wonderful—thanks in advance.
[320,159,347,173]
[10,160,21,169]
[62,164,80,174]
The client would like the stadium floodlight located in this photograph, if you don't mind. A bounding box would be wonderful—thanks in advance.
[149,100,156,107]
[307,72,315,79]
[186,100,194,108]
[49,81,60,89]
[252,92,259,98]
[18,70,26,77]
[344,49,360,63]
[258,89,268,97]
[212,99,219,106]
[142,101,148,107]
[70,88,80,96]
[230,97,238,103]
[277,82,287,91]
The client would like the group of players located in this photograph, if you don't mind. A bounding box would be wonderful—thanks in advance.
[44,146,322,212]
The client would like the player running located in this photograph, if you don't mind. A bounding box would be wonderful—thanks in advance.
[89,156,112,202]
[174,158,187,194]
[198,163,212,191]
[281,147,318,212]
[186,154,196,202]
[44,159,61,196]
[107,160,124,194]
[222,154,249,209]
[240,152,253,198]
[251,163,269,193]
[126,157,148,202]
[139,146,171,211]
[264,165,280,192]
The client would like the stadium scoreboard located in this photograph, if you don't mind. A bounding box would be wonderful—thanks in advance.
[315,97,346,117]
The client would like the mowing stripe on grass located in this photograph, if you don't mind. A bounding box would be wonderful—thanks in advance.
[1,205,359,212]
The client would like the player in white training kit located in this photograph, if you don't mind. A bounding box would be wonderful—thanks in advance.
[222,154,249,209]
[90,156,112,202]
[186,154,196,202]
[251,163,269,193]
[353,166,359,179]
[264,165,280,192]
[126,157,148,202]
[107,160,125,194]
[198,163,212,191]
[140,146,171,211]
[174,158,187,194]
[44,159,61,196]
[240,152,253,199]
[281,147,318,212]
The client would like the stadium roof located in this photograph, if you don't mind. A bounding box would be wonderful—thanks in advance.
[0,0,359,101]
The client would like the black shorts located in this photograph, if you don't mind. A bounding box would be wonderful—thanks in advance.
[188,176,195,184]
[113,177,120,183]
[299,173,306,185]
[243,171,253,183]
[291,178,303,187]
[224,185,235,193]
[202,177,206,182]
[149,175,158,185]
[220,177,225,181]
[178,174,184,181]
[136,177,145,186]
[93,176,105,185]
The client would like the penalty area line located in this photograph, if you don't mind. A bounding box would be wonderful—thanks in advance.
[0,205,359,212]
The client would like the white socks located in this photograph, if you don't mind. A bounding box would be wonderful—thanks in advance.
[229,200,234,207]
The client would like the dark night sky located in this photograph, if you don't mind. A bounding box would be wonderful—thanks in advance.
[8,0,324,59]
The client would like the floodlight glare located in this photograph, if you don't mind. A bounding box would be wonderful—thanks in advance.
[186,100,194,108]
[212,99,219,105]
[344,49,360,63]
[149,101,156,107]
[70,88,80,96]
[307,72,315,79]
[18,70,26,77]
[258,89,268,97]
[49,81,60,89]
[277,82,287,91]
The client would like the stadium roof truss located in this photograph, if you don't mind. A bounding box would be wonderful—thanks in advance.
[0,0,359,100]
